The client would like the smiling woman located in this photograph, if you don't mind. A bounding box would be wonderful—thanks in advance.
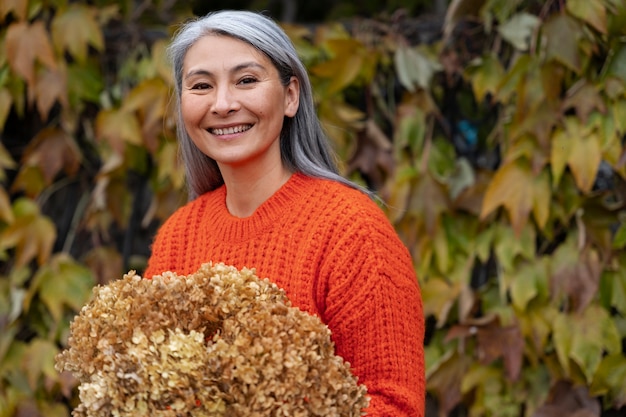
[143,9,426,416]
[180,34,300,213]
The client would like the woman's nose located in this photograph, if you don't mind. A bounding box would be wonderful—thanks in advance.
[211,85,239,115]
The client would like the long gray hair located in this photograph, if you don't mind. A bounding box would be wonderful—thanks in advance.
[168,10,369,200]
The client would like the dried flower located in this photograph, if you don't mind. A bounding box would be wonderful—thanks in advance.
[56,262,369,416]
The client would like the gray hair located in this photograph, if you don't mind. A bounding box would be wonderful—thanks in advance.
[168,10,370,200]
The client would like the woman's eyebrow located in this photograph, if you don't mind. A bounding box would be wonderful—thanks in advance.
[184,62,267,80]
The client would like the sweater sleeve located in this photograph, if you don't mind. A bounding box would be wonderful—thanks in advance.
[319,217,425,417]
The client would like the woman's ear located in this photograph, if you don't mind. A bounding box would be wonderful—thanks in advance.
[284,76,300,117]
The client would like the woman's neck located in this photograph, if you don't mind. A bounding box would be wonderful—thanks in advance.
[220,163,293,218]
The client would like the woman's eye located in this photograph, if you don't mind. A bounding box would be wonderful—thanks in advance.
[239,77,258,85]
[191,82,211,90]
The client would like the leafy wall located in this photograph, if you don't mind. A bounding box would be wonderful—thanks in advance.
[1,0,626,416]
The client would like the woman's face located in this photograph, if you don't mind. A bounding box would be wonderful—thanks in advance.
[180,35,299,173]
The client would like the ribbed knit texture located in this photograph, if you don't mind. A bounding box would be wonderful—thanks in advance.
[144,172,425,416]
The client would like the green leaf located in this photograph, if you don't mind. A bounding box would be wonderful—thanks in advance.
[566,0,607,34]
[505,257,549,311]
[394,45,442,92]
[497,12,540,51]
[542,14,582,73]
[493,223,536,272]
[67,62,104,105]
[466,54,505,102]
[614,222,626,249]
[590,354,626,407]
[553,306,621,382]
[22,339,59,390]
[31,254,94,322]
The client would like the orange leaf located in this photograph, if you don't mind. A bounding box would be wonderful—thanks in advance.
[0,0,28,21]
[51,4,104,64]
[21,127,82,184]
[5,21,57,87]
[31,64,69,119]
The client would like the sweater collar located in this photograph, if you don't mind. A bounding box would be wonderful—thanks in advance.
[206,172,315,240]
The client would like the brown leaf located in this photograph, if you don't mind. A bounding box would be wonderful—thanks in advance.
[562,81,607,124]
[409,171,449,236]
[347,119,394,191]
[426,351,472,416]
[532,380,600,417]
[5,21,57,88]
[21,127,82,184]
[551,243,601,313]
[84,246,124,285]
[476,320,525,381]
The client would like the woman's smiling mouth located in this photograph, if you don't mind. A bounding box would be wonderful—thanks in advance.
[209,124,253,136]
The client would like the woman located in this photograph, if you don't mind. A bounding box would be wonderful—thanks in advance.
[144,10,425,416]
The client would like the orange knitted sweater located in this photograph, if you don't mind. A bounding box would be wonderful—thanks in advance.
[144,172,425,416]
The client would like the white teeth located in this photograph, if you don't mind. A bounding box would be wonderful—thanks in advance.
[210,125,252,135]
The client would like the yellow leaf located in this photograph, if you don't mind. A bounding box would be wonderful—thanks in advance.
[311,38,368,94]
[480,160,534,234]
[0,198,56,267]
[156,141,184,189]
[51,4,104,64]
[566,0,607,34]
[122,78,170,153]
[95,108,142,153]
[0,187,14,224]
[564,117,602,193]
[0,88,13,131]
[532,169,551,229]
[5,21,57,87]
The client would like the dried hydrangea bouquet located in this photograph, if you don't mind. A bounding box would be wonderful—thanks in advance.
[55,262,369,417]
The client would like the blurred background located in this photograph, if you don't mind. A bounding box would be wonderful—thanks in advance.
[1,0,626,416]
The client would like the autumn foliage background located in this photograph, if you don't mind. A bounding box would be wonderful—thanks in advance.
[1,0,626,416]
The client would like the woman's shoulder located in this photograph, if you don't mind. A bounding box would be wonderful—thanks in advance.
[157,187,225,230]
[301,175,393,230]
